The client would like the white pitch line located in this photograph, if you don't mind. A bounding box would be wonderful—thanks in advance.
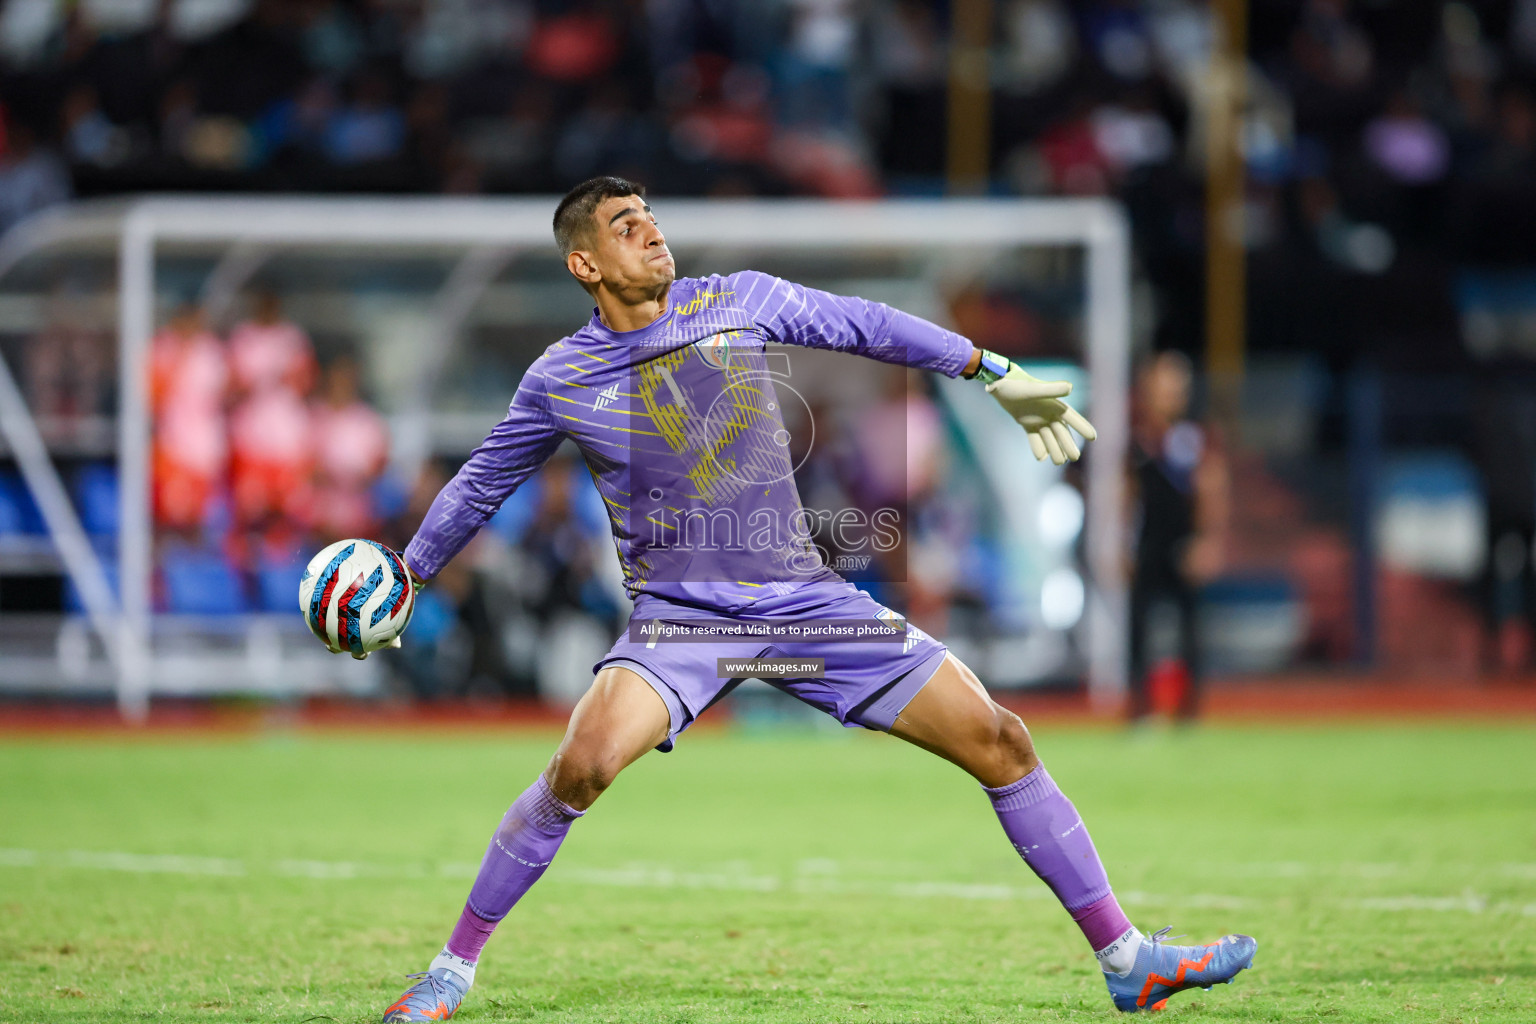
[1197,860,1536,879]
[2,848,1533,916]
[61,849,245,876]
[0,848,38,867]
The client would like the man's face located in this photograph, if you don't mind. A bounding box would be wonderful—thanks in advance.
[575,194,675,294]
[1143,358,1191,422]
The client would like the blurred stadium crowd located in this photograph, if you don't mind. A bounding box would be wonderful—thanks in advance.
[0,2,1529,237]
[5,0,1536,699]
[7,1,1536,372]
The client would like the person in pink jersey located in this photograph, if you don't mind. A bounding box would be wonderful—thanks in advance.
[228,291,317,397]
[227,292,319,530]
[311,354,390,538]
[149,303,228,534]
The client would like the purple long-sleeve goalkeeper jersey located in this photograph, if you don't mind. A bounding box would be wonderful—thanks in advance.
[404,270,974,615]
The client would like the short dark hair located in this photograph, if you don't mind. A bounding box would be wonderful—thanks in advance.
[553,176,648,257]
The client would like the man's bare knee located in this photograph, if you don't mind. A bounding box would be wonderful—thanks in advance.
[540,665,670,811]
[544,742,627,810]
[890,656,1043,786]
[986,706,1040,786]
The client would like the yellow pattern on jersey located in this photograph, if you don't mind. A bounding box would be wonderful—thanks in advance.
[637,334,778,508]
[674,290,736,316]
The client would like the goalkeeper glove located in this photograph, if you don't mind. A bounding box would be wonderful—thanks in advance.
[973,349,1097,465]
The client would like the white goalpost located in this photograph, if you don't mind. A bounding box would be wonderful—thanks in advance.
[0,196,1131,720]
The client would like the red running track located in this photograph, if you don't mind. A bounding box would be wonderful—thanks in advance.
[0,675,1532,736]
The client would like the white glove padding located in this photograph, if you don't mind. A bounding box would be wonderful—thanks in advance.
[985,366,1098,465]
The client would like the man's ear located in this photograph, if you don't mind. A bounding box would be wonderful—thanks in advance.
[566,249,601,289]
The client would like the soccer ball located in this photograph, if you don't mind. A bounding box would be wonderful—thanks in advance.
[299,539,415,659]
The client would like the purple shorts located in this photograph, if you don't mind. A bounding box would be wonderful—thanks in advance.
[593,581,949,751]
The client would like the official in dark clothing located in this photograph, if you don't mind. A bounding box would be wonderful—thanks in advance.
[1127,353,1228,722]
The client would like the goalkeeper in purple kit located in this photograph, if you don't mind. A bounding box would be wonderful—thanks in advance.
[376,177,1256,1021]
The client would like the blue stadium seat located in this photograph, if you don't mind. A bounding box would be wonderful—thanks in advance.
[404,589,456,645]
[0,492,22,536]
[72,463,119,537]
[489,478,539,542]
[1376,450,1486,581]
[1200,574,1304,675]
[160,549,249,615]
[369,474,410,524]
[0,470,46,535]
[256,555,308,613]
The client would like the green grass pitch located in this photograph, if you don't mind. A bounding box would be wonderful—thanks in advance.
[1,719,1532,1023]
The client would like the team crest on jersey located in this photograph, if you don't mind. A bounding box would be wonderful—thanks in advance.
[875,605,925,653]
[693,332,732,370]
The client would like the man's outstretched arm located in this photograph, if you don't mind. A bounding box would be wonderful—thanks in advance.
[728,269,974,377]
[404,372,564,583]
[729,270,1095,464]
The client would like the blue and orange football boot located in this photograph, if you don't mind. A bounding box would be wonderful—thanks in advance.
[381,967,469,1022]
[1104,926,1257,1012]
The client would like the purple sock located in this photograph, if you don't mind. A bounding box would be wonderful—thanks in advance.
[444,774,584,962]
[1071,893,1134,953]
[985,764,1133,952]
[445,907,496,963]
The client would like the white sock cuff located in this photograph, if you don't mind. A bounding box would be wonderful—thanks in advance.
[1095,926,1144,976]
[431,947,477,987]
